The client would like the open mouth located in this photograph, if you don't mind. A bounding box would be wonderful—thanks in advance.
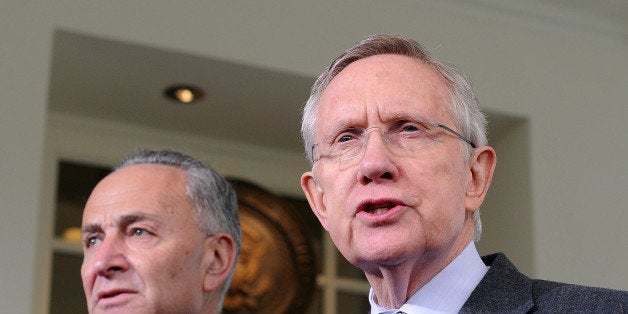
[363,201,397,214]
[103,291,123,298]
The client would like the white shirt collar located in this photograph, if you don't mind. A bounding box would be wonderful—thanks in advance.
[369,241,488,314]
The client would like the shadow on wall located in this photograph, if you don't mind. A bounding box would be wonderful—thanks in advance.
[476,112,533,275]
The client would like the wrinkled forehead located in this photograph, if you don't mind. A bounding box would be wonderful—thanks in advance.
[314,54,453,137]
[82,164,192,223]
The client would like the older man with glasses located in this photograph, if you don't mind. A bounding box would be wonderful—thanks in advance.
[300,34,626,313]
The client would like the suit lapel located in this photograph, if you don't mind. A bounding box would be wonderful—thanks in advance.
[460,253,535,313]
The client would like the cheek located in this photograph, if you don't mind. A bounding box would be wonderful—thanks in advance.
[409,157,469,214]
[319,170,351,210]
[171,245,200,268]
[417,152,468,194]
[80,263,91,292]
[140,248,202,308]
[318,185,350,237]
[141,246,194,282]
[324,187,353,224]
[169,248,201,280]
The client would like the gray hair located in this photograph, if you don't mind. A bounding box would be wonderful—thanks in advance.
[301,34,488,241]
[116,149,241,308]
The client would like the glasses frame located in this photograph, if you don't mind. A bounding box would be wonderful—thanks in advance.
[311,121,476,164]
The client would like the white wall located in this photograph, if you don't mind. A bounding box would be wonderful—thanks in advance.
[0,2,53,314]
[1,1,626,313]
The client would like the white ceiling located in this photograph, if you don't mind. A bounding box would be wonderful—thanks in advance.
[49,30,314,153]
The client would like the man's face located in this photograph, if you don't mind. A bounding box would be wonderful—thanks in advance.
[81,164,209,313]
[301,54,481,273]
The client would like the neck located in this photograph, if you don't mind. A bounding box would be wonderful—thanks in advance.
[365,226,474,309]
[200,293,220,314]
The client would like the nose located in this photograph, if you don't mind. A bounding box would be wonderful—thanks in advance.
[88,236,130,278]
[357,128,399,184]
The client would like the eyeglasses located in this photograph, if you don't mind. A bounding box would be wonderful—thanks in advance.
[311,121,476,170]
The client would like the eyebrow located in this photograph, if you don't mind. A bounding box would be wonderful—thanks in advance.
[324,118,360,135]
[81,224,102,235]
[81,212,159,235]
[384,111,430,123]
[322,112,430,137]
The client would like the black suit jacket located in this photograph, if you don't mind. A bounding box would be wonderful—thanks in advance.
[460,253,627,312]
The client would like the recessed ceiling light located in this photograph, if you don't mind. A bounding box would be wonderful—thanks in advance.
[164,84,204,104]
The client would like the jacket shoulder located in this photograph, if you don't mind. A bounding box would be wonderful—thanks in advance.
[461,253,627,313]
[531,279,627,312]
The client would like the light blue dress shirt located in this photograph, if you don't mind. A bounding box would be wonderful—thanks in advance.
[369,242,488,314]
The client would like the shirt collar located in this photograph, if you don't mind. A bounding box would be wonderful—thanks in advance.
[369,241,488,314]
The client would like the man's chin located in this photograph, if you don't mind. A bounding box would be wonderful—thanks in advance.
[354,253,411,273]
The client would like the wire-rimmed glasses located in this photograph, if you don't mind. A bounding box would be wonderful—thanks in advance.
[311,120,476,170]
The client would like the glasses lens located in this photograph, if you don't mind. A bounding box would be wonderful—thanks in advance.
[314,121,471,170]
[336,127,439,170]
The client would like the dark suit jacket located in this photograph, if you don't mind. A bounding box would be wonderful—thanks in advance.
[460,253,627,312]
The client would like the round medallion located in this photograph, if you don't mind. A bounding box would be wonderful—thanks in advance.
[224,179,317,313]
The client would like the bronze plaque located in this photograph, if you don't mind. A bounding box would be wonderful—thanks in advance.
[224,179,317,314]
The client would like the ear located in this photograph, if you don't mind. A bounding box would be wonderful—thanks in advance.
[300,171,329,230]
[465,146,497,213]
[202,234,236,293]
